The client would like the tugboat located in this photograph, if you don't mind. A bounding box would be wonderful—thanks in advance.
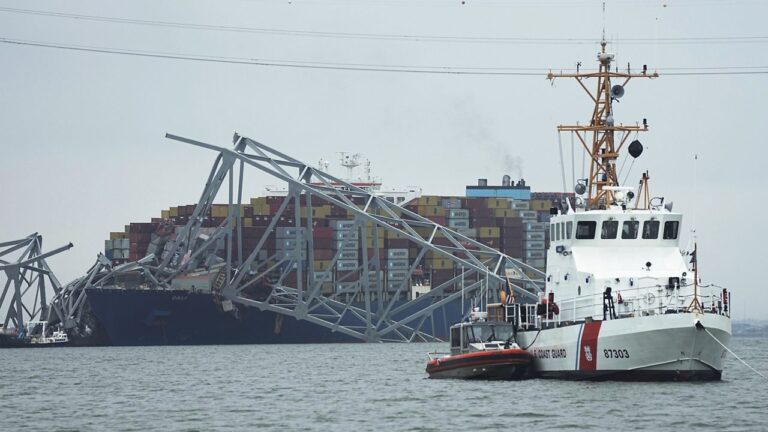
[510,41,732,380]
[426,305,533,379]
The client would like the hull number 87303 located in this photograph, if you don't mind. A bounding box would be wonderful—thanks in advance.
[604,349,630,359]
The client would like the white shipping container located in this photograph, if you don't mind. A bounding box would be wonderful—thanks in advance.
[333,230,359,240]
[339,250,359,260]
[387,270,409,281]
[447,209,469,219]
[519,210,538,219]
[523,222,548,231]
[333,239,359,250]
[386,259,409,269]
[524,241,546,250]
[336,260,358,270]
[510,200,530,210]
[277,239,306,250]
[280,250,308,260]
[276,227,306,238]
[331,220,356,230]
[525,231,546,241]
[104,240,114,251]
[447,219,470,229]
[387,248,409,259]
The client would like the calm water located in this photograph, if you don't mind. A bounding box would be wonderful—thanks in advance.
[1,338,767,431]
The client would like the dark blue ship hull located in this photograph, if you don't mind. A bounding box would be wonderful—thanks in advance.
[85,288,464,346]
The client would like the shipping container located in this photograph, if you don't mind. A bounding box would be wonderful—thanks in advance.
[509,200,530,210]
[523,241,546,250]
[385,259,409,270]
[524,231,546,241]
[333,239,359,250]
[447,209,469,219]
[330,220,356,230]
[523,221,549,232]
[276,227,306,238]
[336,260,358,271]
[387,248,409,259]
[440,197,463,208]
[387,270,409,281]
[339,250,359,261]
[447,218,470,229]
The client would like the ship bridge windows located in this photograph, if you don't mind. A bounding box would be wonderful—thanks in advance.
[575,221,597,239]
[601,220,619,239]
[566,221,573,239]
[622,220,639,239]
[556,223,562,241]
[642,220,660,239]
[663,220,680,240]
[464,323,514,344]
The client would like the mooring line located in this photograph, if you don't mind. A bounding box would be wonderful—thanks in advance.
[705,329,767,380]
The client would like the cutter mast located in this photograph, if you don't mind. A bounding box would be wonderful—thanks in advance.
[548,41,657,209]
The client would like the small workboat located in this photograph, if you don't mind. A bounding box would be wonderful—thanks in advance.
[426,308,532,380]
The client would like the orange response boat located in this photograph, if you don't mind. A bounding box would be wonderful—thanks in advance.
[426,309,532,380]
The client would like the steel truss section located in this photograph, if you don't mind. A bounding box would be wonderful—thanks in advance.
[43,132,545,343]
[163,132,545,342]
[0,234,71,331]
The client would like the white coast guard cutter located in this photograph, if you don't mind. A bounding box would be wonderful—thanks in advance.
[510,42,732,380]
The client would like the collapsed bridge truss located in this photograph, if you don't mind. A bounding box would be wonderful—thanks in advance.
[47,133,545,342]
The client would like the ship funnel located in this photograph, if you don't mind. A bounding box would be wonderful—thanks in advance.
[502,175,511,187]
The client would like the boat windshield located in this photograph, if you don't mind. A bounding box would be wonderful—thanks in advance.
[465,324,515,343]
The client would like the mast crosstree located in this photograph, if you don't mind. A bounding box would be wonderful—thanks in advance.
[548,41,657,209]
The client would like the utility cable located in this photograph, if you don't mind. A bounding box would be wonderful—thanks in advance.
[2,36,768,76]
[2,6,768,46]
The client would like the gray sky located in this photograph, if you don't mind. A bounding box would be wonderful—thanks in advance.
[1,0,766,319]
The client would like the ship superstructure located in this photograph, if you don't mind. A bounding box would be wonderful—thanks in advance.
[511,42,732,380]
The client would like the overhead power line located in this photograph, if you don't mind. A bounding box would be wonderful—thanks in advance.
[2,37,768,76]
[2,6,768,45]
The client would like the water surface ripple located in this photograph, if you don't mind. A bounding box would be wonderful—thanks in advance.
[1,338,766,431]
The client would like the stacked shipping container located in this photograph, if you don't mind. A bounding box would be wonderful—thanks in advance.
[105,188,565,300]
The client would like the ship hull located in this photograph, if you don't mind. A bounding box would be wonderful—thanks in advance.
[516,312,731,381]
[426,349,533,380]
[84,288,462,346]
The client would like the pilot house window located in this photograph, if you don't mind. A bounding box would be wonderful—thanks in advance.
[566,221,573,239]
[622,221,639,239]
[663,221,679,240]
[451,327,460,348]
[642,220,660,239]
[601,221,618,239]
[575,221,596,239]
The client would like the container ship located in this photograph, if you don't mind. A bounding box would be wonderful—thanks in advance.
[60,148,569,346]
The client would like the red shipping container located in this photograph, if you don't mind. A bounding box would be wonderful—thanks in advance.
[426,216,446,225]
[385,238,409,248]
[313,227,333,239]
